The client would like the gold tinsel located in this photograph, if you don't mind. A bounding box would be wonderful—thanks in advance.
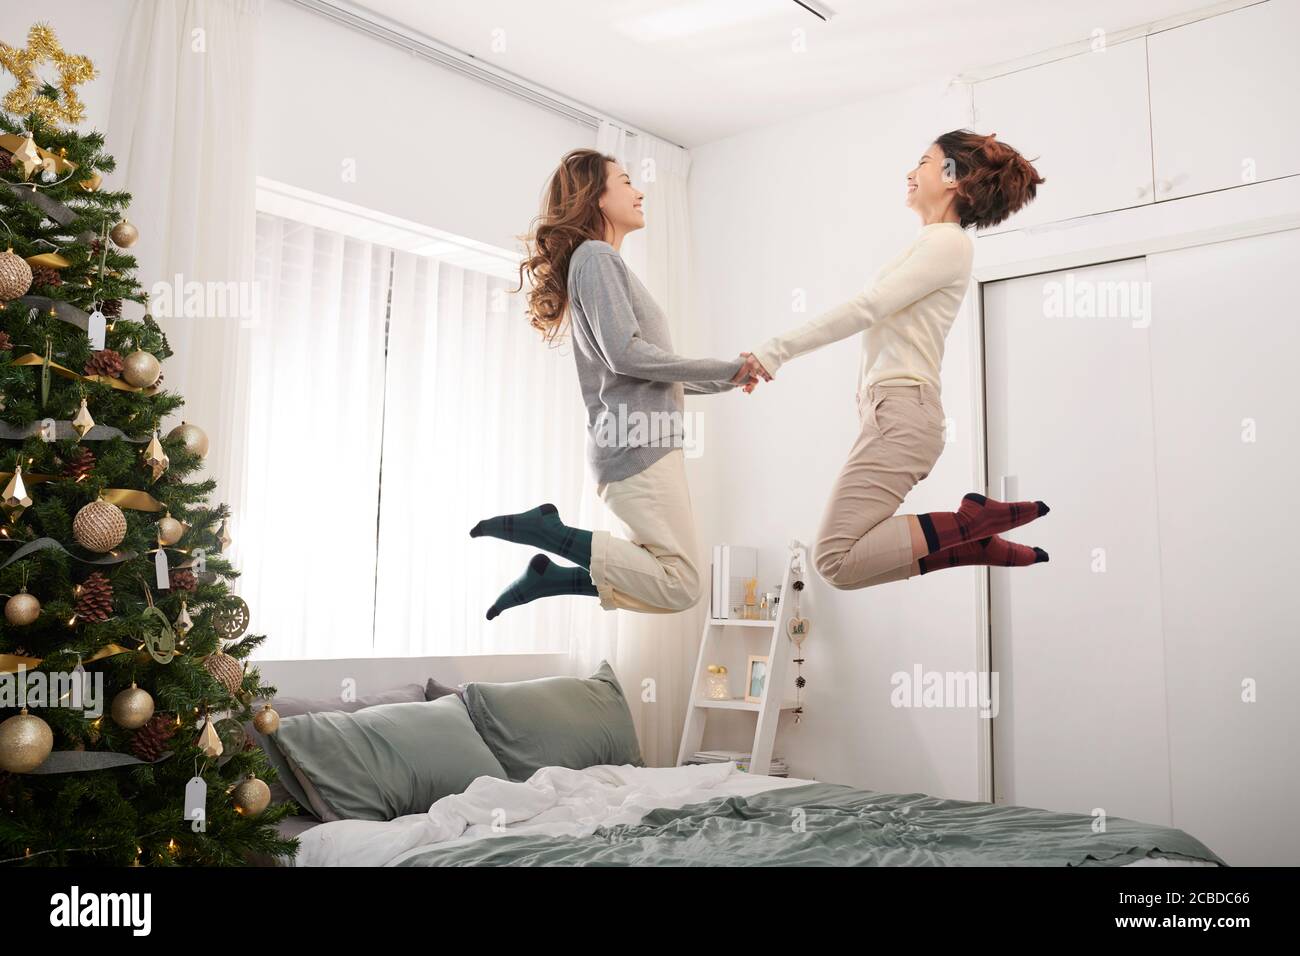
[0,23,97,127]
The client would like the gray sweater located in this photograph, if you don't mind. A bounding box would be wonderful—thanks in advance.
[566,239,743,483]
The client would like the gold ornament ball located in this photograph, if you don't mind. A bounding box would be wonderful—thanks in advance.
[167,421,209,459]
[156,515,185,546]
[252,704,280,735]
[203,651,244,696]
[0,708,54,773]
[73,499,128,552]
[0,249,33,301]
[4,589,41,626]
[109,219,139,248]
[122,351,161,388]
[232,775,271,817]
[111,683,155,729]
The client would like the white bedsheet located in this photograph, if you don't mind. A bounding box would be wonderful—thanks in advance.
[290,763,1214,867]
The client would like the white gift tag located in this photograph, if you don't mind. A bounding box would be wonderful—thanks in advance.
[39,418,56,442]
[185,776,207,832]
[155,548,170,589]
[87,310,106,351]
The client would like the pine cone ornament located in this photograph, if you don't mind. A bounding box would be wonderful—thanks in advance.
[84,348,125,378]
[100,298,122,317]
[169,568,197,592]
[60,445,96,480]
[0,149,10,172]
[0,330,11,352]
[75,571,114,623]
[130,712,178,762]
[89,237,103,255]
[30,265,61,289]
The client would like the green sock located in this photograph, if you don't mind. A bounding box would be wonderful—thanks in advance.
[469,503,593,569]
[486,554,598,621]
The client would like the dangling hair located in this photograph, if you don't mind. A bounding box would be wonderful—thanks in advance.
[516,148,616,344]
[932,129,1045,230]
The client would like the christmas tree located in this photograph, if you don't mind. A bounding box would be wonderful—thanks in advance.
[0,23,296,866]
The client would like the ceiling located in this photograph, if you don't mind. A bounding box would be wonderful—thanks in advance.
[351,0,1221,147]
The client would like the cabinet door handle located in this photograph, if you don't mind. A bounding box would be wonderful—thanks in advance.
[1137,183,1151,198]
[1157,179,1173,193]
[1000,475,1018,501]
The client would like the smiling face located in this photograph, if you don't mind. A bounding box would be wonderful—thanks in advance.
[905,142,958,219]
[598,161,645,237]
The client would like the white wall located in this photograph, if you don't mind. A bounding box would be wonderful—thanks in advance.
[254,0,590,254]
[686,77,988,800]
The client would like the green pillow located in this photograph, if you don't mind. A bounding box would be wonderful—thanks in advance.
[463,660,644,781]
[272,694,506,821]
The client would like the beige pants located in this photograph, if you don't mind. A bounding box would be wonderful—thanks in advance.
[589,448,703,613]
[813,382,947,589]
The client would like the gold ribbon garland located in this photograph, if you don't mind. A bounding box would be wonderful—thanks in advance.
[8,352,161,396]
[0,473,163,512]
[0,644,134,676]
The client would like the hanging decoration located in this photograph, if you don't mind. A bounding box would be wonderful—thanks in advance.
[121,350,160,388]
[72,496,127,552]
[232,775,271,817]
[70,396,95,438]
[173,598,193,639]
[0,246,34,300]
[786,576,810,724]
[143,432,169,481]
[0,706,54,773]
[166,421,209,458]
[196,706,222,759]
[156,512,187,547]
[211,595,250,642]
[252,703,280,735]
[110,682,155,730]
[2,463,33,522]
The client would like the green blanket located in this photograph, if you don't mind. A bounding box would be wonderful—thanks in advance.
[395,782,1226,867]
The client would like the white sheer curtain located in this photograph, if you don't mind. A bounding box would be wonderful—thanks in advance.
[372,253,595,655]
[579,122,703,766]
[106,0,263,542]
[242,214,390,659]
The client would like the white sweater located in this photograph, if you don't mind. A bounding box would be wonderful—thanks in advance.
[751,222,974,399]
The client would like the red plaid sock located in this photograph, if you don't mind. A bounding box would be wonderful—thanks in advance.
[918,492,1049,555]
[918,535,1048,574]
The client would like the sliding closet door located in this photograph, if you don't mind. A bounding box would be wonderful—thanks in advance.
[1146,229,1300,865]
[984,257,1172,825]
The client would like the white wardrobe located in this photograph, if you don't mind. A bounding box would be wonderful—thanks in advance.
[983,228,1300,866]
[972,1,1300,865]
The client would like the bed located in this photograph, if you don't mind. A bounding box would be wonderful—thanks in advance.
[279,761,1224,867]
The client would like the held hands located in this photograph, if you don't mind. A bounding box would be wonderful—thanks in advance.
[730,352,773,393]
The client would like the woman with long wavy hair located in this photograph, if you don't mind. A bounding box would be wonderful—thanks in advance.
[469,148,758,620]
[742,131,1052,590]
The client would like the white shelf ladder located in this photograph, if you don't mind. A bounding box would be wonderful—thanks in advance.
[676,539,810,777]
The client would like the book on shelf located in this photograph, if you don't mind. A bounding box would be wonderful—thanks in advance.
[710,545,757,619]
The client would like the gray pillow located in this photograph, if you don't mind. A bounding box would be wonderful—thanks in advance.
[271,694,507,822]
[425,677,465,703]
[245,682,427,815]
[462,660,644,782]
